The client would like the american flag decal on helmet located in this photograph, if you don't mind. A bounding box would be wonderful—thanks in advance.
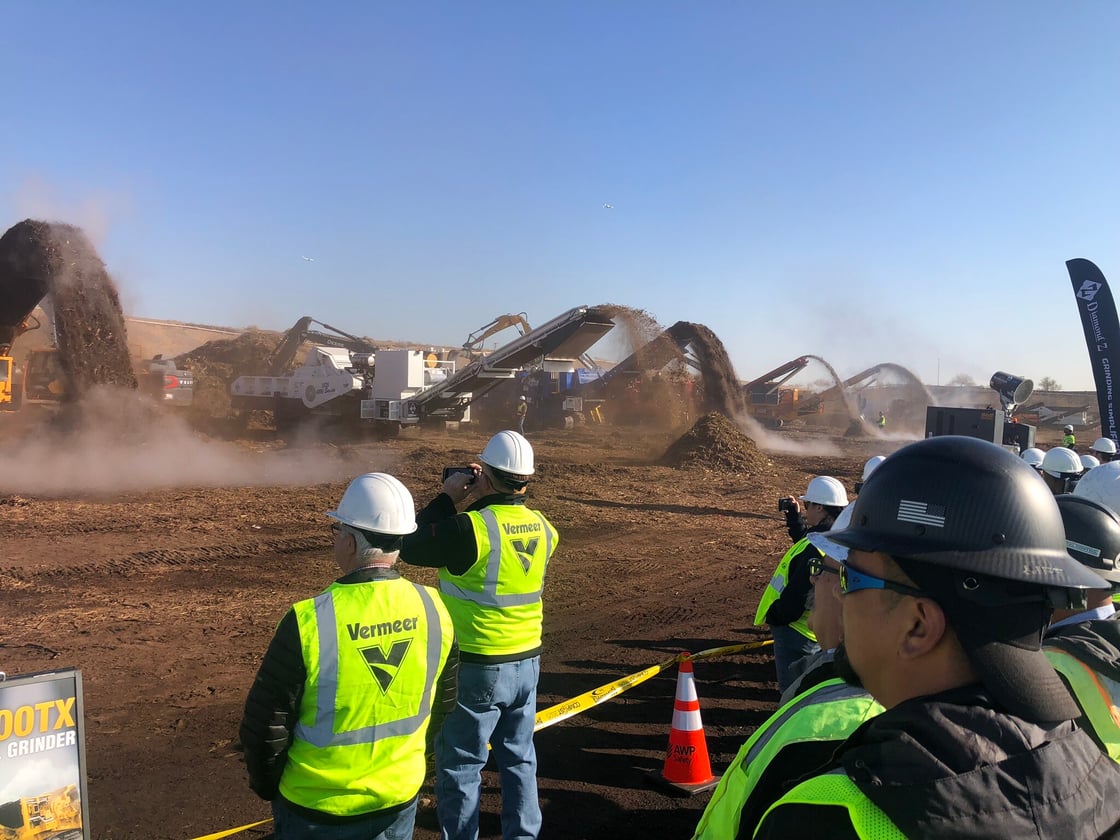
[897,500,946,528]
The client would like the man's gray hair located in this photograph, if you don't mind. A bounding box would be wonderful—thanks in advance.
[344,524,400,566]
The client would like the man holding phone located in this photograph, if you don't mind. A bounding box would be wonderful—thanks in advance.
[401,430,559,840]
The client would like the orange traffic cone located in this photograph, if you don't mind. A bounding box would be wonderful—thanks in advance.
[648,657,719,795]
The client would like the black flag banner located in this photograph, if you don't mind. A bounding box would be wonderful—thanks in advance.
[1067,258,1120,445]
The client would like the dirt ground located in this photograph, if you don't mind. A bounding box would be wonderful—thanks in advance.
[0,419,959,839]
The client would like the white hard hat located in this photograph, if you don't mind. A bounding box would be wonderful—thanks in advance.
[480,430,535,476]
[800,475,849,507]
[1091,437,1118,456]
[1021,447,1046,468]
[1081,454,1102,471]
[327,473,417,535]
[806,502,855,562]
[1064,425,1075,433]
[519,395,527,401]
[1042,447,1084,479]
[1074,461,1120,515]
[861,455,886,482]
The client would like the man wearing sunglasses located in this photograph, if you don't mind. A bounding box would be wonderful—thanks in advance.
[693,503,882,840]
[753,436,1120,840]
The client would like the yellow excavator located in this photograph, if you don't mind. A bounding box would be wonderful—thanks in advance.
[462,313,531,360]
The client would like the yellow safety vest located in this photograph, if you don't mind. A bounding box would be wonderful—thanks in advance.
[754,537,817,642]
[439,504,558,656]
[693,679,882,840]
[1045,647,1120,762]
[1064,434,1077,447]
[280,578,454,816]
[754,770,906,839]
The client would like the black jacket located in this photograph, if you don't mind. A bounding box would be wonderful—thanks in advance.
[763,524,828,627]
[401,490,543,663]
[753,685,1120,839]
[239,567,459,814]
[1046,612,1120,684]
[1046,612,1120,754]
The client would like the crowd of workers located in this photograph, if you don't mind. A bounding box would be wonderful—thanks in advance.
[238,422,1120,839]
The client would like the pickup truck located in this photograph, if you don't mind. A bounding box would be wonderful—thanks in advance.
[139,354,194,407]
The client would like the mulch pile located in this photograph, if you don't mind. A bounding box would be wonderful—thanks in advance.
[177,331,282,419]
[661,412,771,471]
[0,219,136,398]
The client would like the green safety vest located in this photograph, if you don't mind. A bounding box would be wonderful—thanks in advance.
[1045,647,1120,762]
[754,537,817,642]
[693,678,883,840]
[755,770,906,839]
[1064,434,1077,447]
[280,578,455,816]
[439,505,558,656]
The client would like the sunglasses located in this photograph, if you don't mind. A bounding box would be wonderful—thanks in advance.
[838,560,926,599]
[807,555,839,579]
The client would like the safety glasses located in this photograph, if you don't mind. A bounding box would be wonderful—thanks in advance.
[807,555,839,579]
[838,560,926,598]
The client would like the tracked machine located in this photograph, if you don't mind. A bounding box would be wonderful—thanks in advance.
[230,305,616,433]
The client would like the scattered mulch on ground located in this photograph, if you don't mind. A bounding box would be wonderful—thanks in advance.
[661,412,771,471]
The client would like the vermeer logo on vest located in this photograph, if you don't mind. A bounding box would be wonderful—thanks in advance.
[1079,280,1103,302]
[511,538,538,573]
[361,639,414,692]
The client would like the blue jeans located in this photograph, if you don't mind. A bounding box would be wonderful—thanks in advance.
[436,657,541,840]
[271,797,417,840]
[770,625,819,694]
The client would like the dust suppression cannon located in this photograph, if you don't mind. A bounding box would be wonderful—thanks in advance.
[925,370,1037,453]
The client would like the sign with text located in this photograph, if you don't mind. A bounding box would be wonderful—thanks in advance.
[0,669,90,839]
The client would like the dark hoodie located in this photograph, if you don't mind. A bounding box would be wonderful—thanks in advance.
[752,685,1120,839]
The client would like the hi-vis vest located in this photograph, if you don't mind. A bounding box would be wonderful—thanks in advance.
[1064,433,1077,447]
[755,770,905,839]
[439,504,558,657]
[280,578,454,816]
[693,678,883,840]
[754,537,817,641]
[1045,647,1120,762]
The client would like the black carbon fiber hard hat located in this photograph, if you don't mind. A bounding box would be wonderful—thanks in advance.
[1055,494,1120,585]
[828,436,1108,590]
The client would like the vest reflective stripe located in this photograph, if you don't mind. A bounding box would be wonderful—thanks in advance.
[754,537,816,642]
[1045,647,1120,761]
[439,504,558,656]
[692,680,882,840]
[294,583,445,747]
[755,770,906,839]
[439,509,552,607]
[282,578,454,816]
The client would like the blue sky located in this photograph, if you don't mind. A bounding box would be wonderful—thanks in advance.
[3,3,1118,390]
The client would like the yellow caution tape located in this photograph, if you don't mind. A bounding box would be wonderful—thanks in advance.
[534,639,772,731]
[190,818,272,839]
[195,639,772,838]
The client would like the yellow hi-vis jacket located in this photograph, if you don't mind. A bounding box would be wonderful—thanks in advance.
[754,770,906,839]
[754,537,816,642]
[280,578,454,816]
[693,678,883,839]
[439,505,558,657]
[1045,647,1120,762]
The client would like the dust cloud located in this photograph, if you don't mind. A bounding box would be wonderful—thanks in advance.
[0,388,370,496]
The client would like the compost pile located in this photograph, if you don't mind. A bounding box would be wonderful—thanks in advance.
[661,412,771,471]
[0,219,135,398]
[177,331,282,419]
